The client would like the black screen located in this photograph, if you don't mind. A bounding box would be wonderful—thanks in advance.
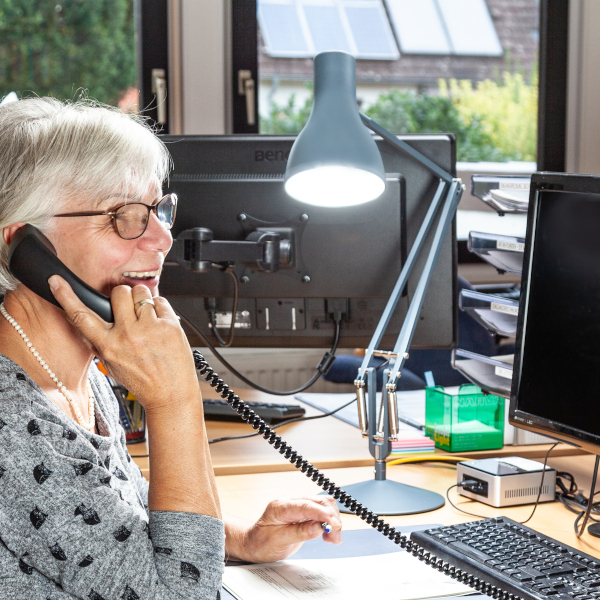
[515,189,600,437]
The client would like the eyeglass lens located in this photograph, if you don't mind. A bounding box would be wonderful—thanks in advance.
[114,194,176,240]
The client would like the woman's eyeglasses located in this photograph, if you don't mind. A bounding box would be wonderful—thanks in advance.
[54,193,177,240]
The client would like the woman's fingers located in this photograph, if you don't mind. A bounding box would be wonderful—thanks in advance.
[261,496,343,544]
[48,275,110,349]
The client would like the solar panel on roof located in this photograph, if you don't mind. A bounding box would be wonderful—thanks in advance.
[344,4,399,59]
[384,0,451,54]
[258,1,309,57]
[304,5,351,54]
[437,0,503,56]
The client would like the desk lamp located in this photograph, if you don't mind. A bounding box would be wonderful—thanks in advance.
[285,51,464,515]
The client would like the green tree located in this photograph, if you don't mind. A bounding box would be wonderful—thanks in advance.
[0,0,136,106]
[364,90,512,162]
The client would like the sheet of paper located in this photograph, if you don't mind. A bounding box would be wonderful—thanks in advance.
[223,551,472,600]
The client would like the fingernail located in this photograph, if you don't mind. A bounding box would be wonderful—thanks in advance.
[48,276,59,292]
[310,522,321,535]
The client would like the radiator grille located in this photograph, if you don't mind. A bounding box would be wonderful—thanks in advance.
[505,485,551,499]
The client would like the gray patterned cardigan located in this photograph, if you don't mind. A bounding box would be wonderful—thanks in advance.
[0,353,224,600]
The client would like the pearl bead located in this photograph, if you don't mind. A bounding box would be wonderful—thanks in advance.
[0,303,95,431]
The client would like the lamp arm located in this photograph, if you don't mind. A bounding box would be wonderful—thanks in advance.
[354,179,448,384]
[359,113,454,184]
[387,179,463,385]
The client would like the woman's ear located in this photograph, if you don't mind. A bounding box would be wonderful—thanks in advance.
[3,223,26,246]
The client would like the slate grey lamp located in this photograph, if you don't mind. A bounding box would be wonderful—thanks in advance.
[284,52,385,207]
[285,51,464,516]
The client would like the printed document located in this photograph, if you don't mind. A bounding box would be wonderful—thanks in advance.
[223,551,472,600]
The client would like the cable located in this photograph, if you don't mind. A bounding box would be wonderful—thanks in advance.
[192,349,517,600]
[208,267,239,348]
[520,442,558,524]
[576,455,600,538]
[388,456,469,467]
[177,308,341,396]
[208,397,356,444]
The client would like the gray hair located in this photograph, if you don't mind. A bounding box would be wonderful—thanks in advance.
[0,97,171,294]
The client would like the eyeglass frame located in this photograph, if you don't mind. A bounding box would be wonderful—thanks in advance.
[54,193,178,240]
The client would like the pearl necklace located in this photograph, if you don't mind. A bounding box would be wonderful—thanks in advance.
[0,302,96,431]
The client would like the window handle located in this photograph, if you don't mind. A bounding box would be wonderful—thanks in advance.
[151,68,167,125]
[238,70,256,126]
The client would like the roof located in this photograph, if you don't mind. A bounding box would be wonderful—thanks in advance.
[259,0,539,86]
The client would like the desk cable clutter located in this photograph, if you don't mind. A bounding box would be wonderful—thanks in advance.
[194,350,519,600]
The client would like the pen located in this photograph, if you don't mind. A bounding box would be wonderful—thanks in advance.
[321,522,332,534]
[398,415,425,431]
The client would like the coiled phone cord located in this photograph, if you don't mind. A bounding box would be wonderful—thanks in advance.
[194,349,520,600]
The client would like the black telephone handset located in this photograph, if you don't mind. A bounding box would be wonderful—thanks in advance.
[8,225,114,322]
[8,229,501,599]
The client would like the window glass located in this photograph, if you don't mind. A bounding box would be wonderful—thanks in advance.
[0,1,138,110]
[258,0,398,60]
[304,5,350,54]
[344,4,399,58]
[258,2,309,56]
[437,0,503,56]
[259,0,539,165]
[385,0,451,55]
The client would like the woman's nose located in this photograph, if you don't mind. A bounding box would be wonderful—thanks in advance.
[138,211,173,253]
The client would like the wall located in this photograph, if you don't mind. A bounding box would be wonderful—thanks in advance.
[178,0,230,134]
[567,0,600,174]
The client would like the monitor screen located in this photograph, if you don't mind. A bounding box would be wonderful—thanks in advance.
[158,134,457,349]
[511,172,600,453]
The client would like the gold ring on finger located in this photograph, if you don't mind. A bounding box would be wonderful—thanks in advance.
[134,298,155,318]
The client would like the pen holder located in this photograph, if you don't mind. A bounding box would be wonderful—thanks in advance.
[425,384,504,452]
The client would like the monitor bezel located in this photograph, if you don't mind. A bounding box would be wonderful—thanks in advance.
[510,171,600,454]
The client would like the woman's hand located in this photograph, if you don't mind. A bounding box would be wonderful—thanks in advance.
[48,275,199,414]
[226,496,342,563]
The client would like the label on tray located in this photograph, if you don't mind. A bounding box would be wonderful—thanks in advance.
[491,302,519,316]
[496,239,525,252]
[494,366,513,379]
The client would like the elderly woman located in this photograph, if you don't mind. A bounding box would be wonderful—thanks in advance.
[0,97,341,600]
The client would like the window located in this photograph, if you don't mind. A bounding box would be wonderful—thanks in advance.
[258,0,399,59]
[385,0,503,56]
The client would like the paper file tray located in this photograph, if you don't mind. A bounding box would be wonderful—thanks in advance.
[459,289,519,337]
[468,231,525,274]
[471,174,531,215]
[452,349,514,398]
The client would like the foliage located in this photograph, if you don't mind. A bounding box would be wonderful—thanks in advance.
[440,71,538,162]
[364,90,510,162]
[0,0,136,106]
[261,72,538,163]
[260,88,313,135]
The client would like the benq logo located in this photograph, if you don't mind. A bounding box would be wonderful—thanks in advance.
[255,150,290,162]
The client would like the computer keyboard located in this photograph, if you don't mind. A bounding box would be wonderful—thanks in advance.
[411,516,600,600]
[202,399,306,424]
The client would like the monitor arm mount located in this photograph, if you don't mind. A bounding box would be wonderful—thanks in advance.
[175,221,297,274]
[342,114,464,515]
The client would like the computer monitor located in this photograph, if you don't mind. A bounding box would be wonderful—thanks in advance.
[511,172,600,454]
[158,134,457,348]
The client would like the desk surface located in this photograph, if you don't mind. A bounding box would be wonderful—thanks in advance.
[130,383,586,479]
[215,453,600,559]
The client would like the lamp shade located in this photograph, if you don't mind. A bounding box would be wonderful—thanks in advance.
[284,52,386,207]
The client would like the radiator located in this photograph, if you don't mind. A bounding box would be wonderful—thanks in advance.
[196,348,356,395]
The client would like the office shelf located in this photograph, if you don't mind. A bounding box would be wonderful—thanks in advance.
[471,174,530,215]
[459,289,519,337]
[452,349,514,398]
[468,231,524,275]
